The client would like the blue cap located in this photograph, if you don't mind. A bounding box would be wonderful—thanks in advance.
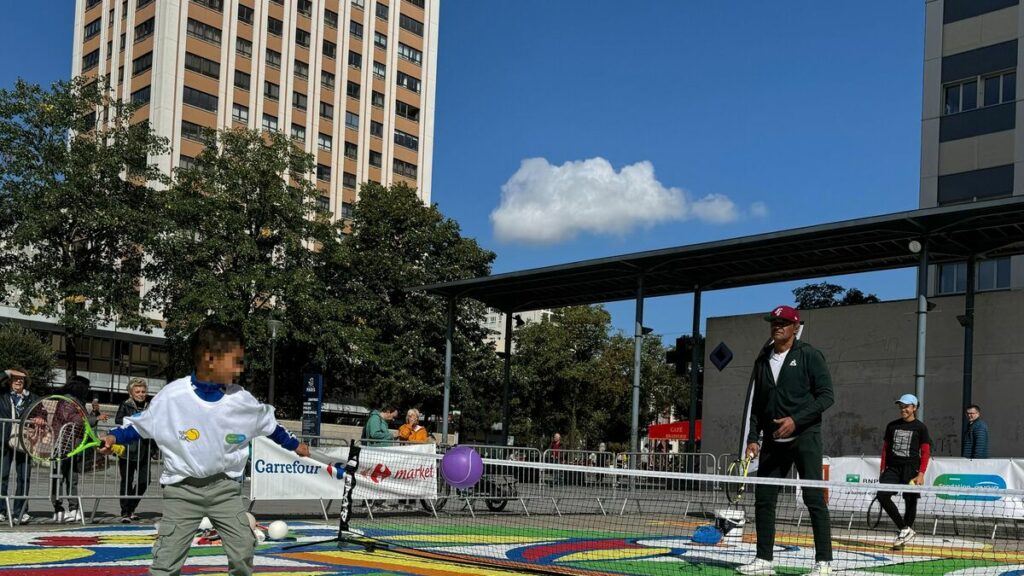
[896,394,919,406]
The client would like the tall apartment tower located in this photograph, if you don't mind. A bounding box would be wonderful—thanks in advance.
[71,0,439,214]
[921,0,1022,293]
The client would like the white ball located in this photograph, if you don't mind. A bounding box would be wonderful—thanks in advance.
[267,520,288,540]
[198,517,213,531]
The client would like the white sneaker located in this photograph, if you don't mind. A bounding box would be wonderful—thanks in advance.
[16,513,29,525]
[64,509,83,523]
[809,561,831,576]
[52,511,64,523]
[894,526,916,548]
[737,558,775,575]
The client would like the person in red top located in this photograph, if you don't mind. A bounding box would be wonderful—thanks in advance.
[877,393,931,549]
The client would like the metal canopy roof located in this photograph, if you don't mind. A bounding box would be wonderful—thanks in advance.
[412,196,1024,312]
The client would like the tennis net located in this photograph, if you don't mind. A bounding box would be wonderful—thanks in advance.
[342,450,1024,575]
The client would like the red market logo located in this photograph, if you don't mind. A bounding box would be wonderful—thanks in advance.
[360,463,434,483]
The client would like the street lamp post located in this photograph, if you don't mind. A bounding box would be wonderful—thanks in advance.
[267,319,283,405]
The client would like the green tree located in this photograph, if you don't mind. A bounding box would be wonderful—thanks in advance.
[0,323,58,392]
[147,127,334,401]
[332,182,499,433]
[793,282,880,309]
[0,78,168,377]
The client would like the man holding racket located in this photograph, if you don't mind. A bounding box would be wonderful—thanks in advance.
[738,306,834,576]
[100,323,309,576]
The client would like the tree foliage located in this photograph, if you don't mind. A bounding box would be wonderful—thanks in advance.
[0,322,57,391]
[793,282,880,309]
[0,78,168,376]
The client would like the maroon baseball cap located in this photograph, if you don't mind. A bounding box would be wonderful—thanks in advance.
[764,305,800,324]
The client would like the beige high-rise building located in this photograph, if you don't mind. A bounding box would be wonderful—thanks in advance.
[71,0,439,213]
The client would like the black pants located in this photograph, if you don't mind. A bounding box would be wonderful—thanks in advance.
[876,463,919,530]
[117,456,151,516]
[754,433,832,562]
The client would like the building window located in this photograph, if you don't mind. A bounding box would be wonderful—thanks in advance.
[345,111,359,130]
[179,154,196,169]
[181,119,207,142]
[185,52,220,79]
[322,71,336,89]
[324,39,337,59]
[393,158,417,178]
[325,9,338,28]
[267,16,283,36]
[265,81,280,101]
[238,4,254,24]
[232,103,249,123]
[84,18,102,40]
[399,14,423,36]
[293,91,307,110]
[132,51,153,76]
[347,81,360,99]
[192,0,224,12]
[945,79,978,115]
[262,113,279,132]
[344,141,357,158]
[131,85,151,105]
[376,2,388,20]
[234,69,251,90]
[86,0,102,8]
[186,18,221,45]
[374,32,387,50]
[983,71,1016,107]
[371,90,384,107]
[291,123,306,141]
[348,50,362,69]
[182,86,218,112]
[396,100,419,121]
[120,32,126,51]
[295,29,311,48]
[320,102,334,120]
[295,60,309,79]
[370,120,383,137]
[341,201,354,218]
[352,0,365,9]
[394,128,418,151]
[350,20,363,38]
[266,49,281,69]
[373,61,386,79]
[107,40,113,60]
[397,71,420,93]
[82,49,100,71]
[398,42,422,65]
[316,195,331,213]
[405,0,424,8]
[369,150,382,167]
[297,0,313,17]
[317,164,331,181]
[236,37,252,58]
[318,132,333,151]
[938,258,1011,294]
[343,173,356,189]
[135,17,156,42]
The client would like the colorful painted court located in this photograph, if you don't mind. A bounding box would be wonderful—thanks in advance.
[0,520,1021,575]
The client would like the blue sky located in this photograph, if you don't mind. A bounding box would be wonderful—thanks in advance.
[1,1,925,341]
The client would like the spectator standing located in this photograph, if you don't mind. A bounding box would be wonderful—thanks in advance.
[398,409,429,443]
[362,406,397,445]
[877,394,932,549]
[961,404,989,459]
[90,398,110,424]
[0,369,37,524]
[115,378,154,522]
[51,375,94,523]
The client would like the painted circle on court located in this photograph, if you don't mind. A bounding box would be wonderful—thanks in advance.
[0,547,93,565]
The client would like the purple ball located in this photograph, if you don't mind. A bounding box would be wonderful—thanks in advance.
[440,445,483,489]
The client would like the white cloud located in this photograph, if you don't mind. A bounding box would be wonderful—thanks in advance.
[749,201,769,219]
[491,157,756,245]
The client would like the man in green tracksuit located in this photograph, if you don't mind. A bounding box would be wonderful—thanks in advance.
[737,306,834,576]
[361,406,397,445]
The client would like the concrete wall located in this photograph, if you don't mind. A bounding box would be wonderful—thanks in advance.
[702,290,1024,460]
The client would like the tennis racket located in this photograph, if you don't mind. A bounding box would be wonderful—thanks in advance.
[724,457,752,504]
[18,395,124,463]
[866,496,882,529]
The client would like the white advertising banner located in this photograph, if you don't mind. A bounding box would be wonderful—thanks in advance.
[827,456,1024,519]
[249,438,438,501]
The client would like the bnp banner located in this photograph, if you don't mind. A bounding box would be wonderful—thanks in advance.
[250,437,438,501]
[827,456,1024,519]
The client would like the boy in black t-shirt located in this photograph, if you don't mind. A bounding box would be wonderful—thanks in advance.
[877,393,931,549]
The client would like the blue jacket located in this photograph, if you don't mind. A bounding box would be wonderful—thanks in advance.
[962,418,989,459]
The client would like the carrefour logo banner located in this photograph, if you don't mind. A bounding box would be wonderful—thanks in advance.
[829,457,1024,519]
[250,437,437,501]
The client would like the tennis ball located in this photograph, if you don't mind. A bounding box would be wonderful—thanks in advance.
[198,517,213,531]
[267,520,288,540]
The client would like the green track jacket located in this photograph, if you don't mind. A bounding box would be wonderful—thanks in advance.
[746,339,834,444]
